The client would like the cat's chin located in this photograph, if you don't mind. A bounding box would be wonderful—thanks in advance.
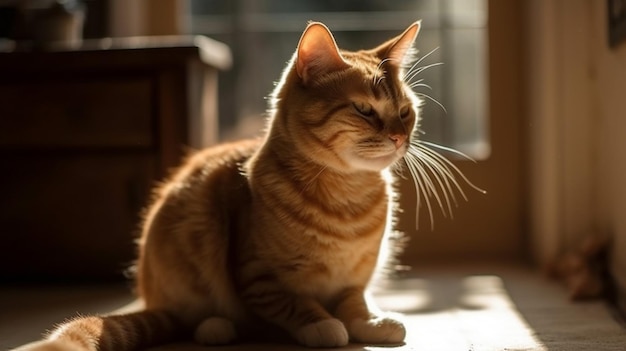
[344,152,404,172]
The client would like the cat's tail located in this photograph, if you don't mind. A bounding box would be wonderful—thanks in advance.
[11,309,186,351]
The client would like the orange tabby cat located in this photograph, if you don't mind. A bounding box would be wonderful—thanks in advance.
[14,21,422,350]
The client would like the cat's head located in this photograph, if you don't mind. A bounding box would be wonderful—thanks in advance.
[269,21,422,173]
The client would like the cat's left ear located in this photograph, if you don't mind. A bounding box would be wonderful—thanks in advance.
[296,22,350,84]
[376,21,421,66]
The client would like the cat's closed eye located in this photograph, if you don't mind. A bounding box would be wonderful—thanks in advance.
[353,102,376,119]
[400,105,411,120]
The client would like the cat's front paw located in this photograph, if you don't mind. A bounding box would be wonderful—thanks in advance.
[348,315,406,344]
[294,318,349,348]
[194,317,237,345]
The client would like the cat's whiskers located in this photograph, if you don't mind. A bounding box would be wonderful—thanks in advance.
[408,79,433,91]
[417,141,486,194]
[415,92,447,114]
[402,47,440,81]
[402,48,447,114]
[402,149,435,229]
[409,146,455,217]
[407,80,445,113]
[395,46,487,229]
[401,138,486,229]
[404,62,444,85]
[373,58,394,88]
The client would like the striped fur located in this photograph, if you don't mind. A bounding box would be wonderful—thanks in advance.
[13,21,422,350]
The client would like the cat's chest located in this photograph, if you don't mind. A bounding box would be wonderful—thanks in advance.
[286,229,383,300]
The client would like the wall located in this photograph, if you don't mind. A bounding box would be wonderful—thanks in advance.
[108,0,188,37]
[590,0,626,300]
[526,0,595,266]
[527,0,626,300]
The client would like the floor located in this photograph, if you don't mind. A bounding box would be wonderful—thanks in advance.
[2,262,625,351]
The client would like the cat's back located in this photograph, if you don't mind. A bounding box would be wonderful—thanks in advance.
[154,138,260,209]
[140,138,262,246]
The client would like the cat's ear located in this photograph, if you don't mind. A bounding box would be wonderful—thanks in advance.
[296,22,349,83]
[376,21,421,66]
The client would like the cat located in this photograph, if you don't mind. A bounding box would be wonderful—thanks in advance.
[13,20,455,351]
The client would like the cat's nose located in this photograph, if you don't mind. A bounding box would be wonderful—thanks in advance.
[389,134,407,149]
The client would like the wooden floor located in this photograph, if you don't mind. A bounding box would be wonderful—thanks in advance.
[2,262,625,351]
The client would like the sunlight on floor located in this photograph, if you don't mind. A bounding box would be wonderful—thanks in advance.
[373,275,546,351]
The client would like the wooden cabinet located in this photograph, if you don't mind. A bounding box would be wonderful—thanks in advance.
[0,78,154,148]
[0,36,231,281]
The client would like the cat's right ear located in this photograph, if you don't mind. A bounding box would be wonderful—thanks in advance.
[296,22,349,84]
[376,21,421,67]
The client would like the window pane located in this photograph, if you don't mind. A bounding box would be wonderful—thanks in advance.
[189,0,488,159]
